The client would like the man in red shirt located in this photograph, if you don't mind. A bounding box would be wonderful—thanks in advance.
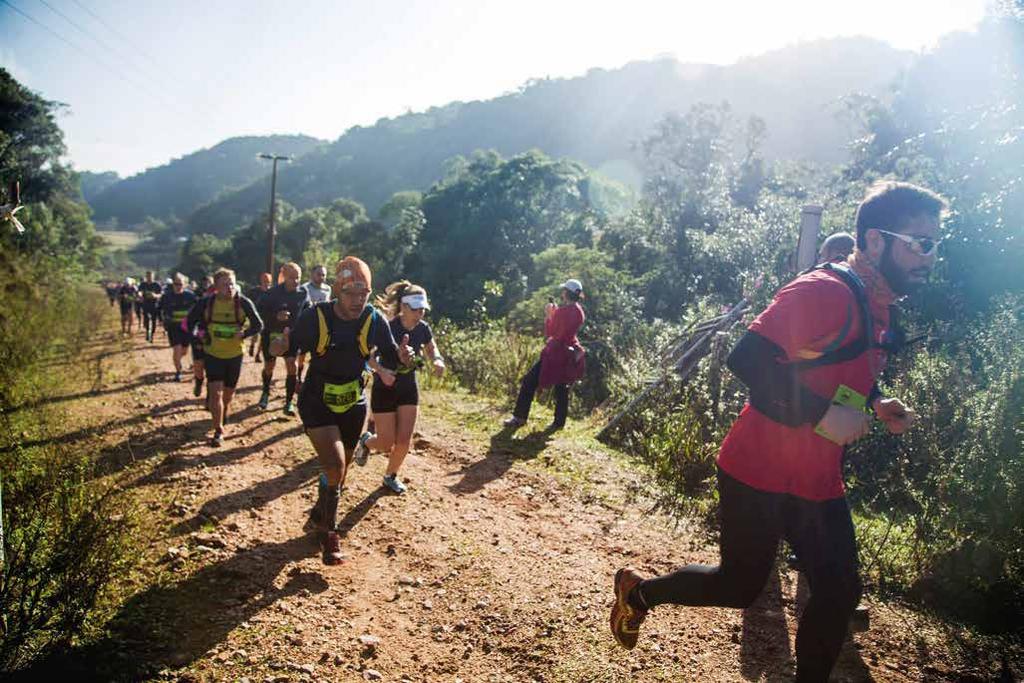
[610,181,946,681]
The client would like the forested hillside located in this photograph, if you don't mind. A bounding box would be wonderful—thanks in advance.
[183,37,910,237]
[77,170,120,203]
[87,134,325,227]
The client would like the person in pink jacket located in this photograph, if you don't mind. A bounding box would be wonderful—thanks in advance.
[504,279,586,431]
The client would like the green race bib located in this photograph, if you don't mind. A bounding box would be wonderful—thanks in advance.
[322,379,360,414]
[270,331,285,342]
[210,322,238,339]
[171,310,188,321]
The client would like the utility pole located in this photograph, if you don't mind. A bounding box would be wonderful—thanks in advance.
[258,154,291,276]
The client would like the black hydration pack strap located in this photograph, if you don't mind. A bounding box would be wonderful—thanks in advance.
[789,262,873,370]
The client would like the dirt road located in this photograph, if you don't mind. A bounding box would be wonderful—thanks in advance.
[31,323,993,682]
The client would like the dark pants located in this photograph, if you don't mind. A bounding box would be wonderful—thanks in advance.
[142,304,159,338]
[513,360,568,427]
[639,469,861,683]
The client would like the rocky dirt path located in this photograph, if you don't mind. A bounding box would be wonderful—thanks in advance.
[34,318,1004,682]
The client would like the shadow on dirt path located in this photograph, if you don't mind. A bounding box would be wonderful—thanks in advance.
[17,535,322,682]
[448,425,555,494]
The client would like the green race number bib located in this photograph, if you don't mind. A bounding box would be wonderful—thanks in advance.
[322,379,360,414]
[210,322,238,339]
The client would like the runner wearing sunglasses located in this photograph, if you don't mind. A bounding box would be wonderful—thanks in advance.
[611,181,946,683]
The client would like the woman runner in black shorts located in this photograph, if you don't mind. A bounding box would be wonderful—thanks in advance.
[270,256,412,565]
[353,281,445,494]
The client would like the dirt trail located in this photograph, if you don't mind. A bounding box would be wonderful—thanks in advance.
[36,319,988,682]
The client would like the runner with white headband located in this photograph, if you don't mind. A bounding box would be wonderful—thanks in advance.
[353,280,445,494]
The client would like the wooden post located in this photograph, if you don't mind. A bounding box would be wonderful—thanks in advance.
[796,204,823,272]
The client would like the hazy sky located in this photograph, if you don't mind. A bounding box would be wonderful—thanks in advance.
[1,0,988,177]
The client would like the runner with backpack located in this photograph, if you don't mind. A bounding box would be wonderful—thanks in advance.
[117,277,139,336]
[353,281,446,495]
[185,267,263,447]
[247,272,273,361]
[610,181,946,682]
[159,273,197,382]
[139,270,163,343]
[256,262,310,416]
[269,256,412,565]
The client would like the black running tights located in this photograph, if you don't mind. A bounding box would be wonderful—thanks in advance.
[638,469,862,682]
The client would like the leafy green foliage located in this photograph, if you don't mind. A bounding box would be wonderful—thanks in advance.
[413,150,600,319]
[0,69,102,269]
[0,253,137,671]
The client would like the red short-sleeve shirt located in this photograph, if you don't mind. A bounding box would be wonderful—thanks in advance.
[716,269,890,501]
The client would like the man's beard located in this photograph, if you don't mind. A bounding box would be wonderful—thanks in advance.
[879,243,928,295]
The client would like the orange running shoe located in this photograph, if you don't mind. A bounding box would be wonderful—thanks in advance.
[610,567,648,650]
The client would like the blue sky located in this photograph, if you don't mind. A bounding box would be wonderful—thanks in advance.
[1,0,988,177]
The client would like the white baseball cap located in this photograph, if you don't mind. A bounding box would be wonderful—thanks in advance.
[560,278,583,293]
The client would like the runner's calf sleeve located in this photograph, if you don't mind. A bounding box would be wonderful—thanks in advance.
[285,375,297,403]
[322,485,341,532]
[262,372,272,392]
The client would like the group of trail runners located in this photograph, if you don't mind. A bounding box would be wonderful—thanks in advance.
[103,180,944,681]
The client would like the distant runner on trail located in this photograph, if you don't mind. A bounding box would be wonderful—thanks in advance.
[353,281,446,494]
[256,262,310,415]
[610,182,946,682]
[159,273,197,382]
[185,268,262,447]
[132,275,145,332]
[139,270,163,343]
[117,277,139,336]
[105,281,118,306]
[296,264,332,389]
[503,279,586,432]
[247,272,273,361]
[270,256,412,565]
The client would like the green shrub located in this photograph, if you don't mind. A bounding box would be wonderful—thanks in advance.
[0,255,138,671]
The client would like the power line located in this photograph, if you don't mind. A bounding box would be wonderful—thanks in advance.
[36,0,162,86]
[68,0,166,75]
[1,0,188,116]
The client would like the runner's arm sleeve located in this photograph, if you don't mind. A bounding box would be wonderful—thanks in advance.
[240,297,263,338]
[727,330,831,427]
[184,298,204,333]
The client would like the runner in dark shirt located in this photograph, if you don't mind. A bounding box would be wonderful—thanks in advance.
[117,278,139,336]
[159,272,197,382]
[353,281,446,494]
[256,263,310,416]
[246,272,273,361]
[139,270,163,343]
[270,256,412,565]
